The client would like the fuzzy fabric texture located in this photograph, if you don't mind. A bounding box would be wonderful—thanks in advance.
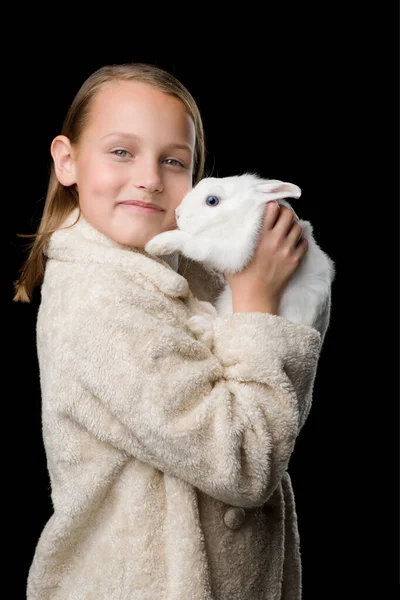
[27,209,331,600]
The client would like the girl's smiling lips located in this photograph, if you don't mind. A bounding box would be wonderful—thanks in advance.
[119,200,165,213]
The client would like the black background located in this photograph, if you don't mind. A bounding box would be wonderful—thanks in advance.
[6,13,398,599]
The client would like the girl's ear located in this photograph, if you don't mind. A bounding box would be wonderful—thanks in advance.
[255,180,302,203]
[51,135,77,186]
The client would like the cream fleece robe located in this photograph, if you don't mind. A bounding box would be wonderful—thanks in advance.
[27,209,331,600]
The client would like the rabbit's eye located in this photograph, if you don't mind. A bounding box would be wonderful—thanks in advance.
[205,195,220,206]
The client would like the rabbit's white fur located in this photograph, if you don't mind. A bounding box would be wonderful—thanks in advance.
[145,173,335,345]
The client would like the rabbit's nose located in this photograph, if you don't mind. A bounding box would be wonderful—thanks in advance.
[175,207,181,220]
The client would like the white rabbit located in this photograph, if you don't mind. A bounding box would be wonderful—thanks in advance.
[145,173,335,345]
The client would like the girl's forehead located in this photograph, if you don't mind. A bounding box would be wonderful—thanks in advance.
[89,82,183,122]
[85,81,195,144]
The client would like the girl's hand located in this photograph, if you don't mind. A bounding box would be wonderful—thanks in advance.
[225,202,308,305]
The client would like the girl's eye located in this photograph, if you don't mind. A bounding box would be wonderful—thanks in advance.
[206,195,220,206]
[163,158,185,168]
[112,149,131,158]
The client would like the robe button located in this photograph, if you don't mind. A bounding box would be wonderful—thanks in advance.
[223,507,246,530]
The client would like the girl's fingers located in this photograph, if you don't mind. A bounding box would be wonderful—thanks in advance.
[273,205,297,237]
[293,236,308,258]
[262,201,280,230]
[287,222,303,246]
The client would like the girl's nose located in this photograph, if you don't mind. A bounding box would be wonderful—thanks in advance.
[133,161,163,194]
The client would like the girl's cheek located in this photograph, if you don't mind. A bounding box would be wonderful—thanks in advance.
[175,181,192,205]
[91,164,125,191]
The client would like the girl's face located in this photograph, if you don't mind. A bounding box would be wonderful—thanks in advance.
[54,81,195,247]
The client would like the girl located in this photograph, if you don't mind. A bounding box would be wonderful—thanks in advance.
[14,63,332,600]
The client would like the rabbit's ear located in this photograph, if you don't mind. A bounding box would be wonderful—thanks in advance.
[254,180,301,203]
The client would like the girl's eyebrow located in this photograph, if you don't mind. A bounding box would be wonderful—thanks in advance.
[101,132,193,153]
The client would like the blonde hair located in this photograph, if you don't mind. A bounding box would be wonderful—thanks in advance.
[13,63,206,303]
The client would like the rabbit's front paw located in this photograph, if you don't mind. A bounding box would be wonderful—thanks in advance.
[196,300,218,320]
[187,315,213,336]
[186,315,214,350]
[145,232,180,256]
